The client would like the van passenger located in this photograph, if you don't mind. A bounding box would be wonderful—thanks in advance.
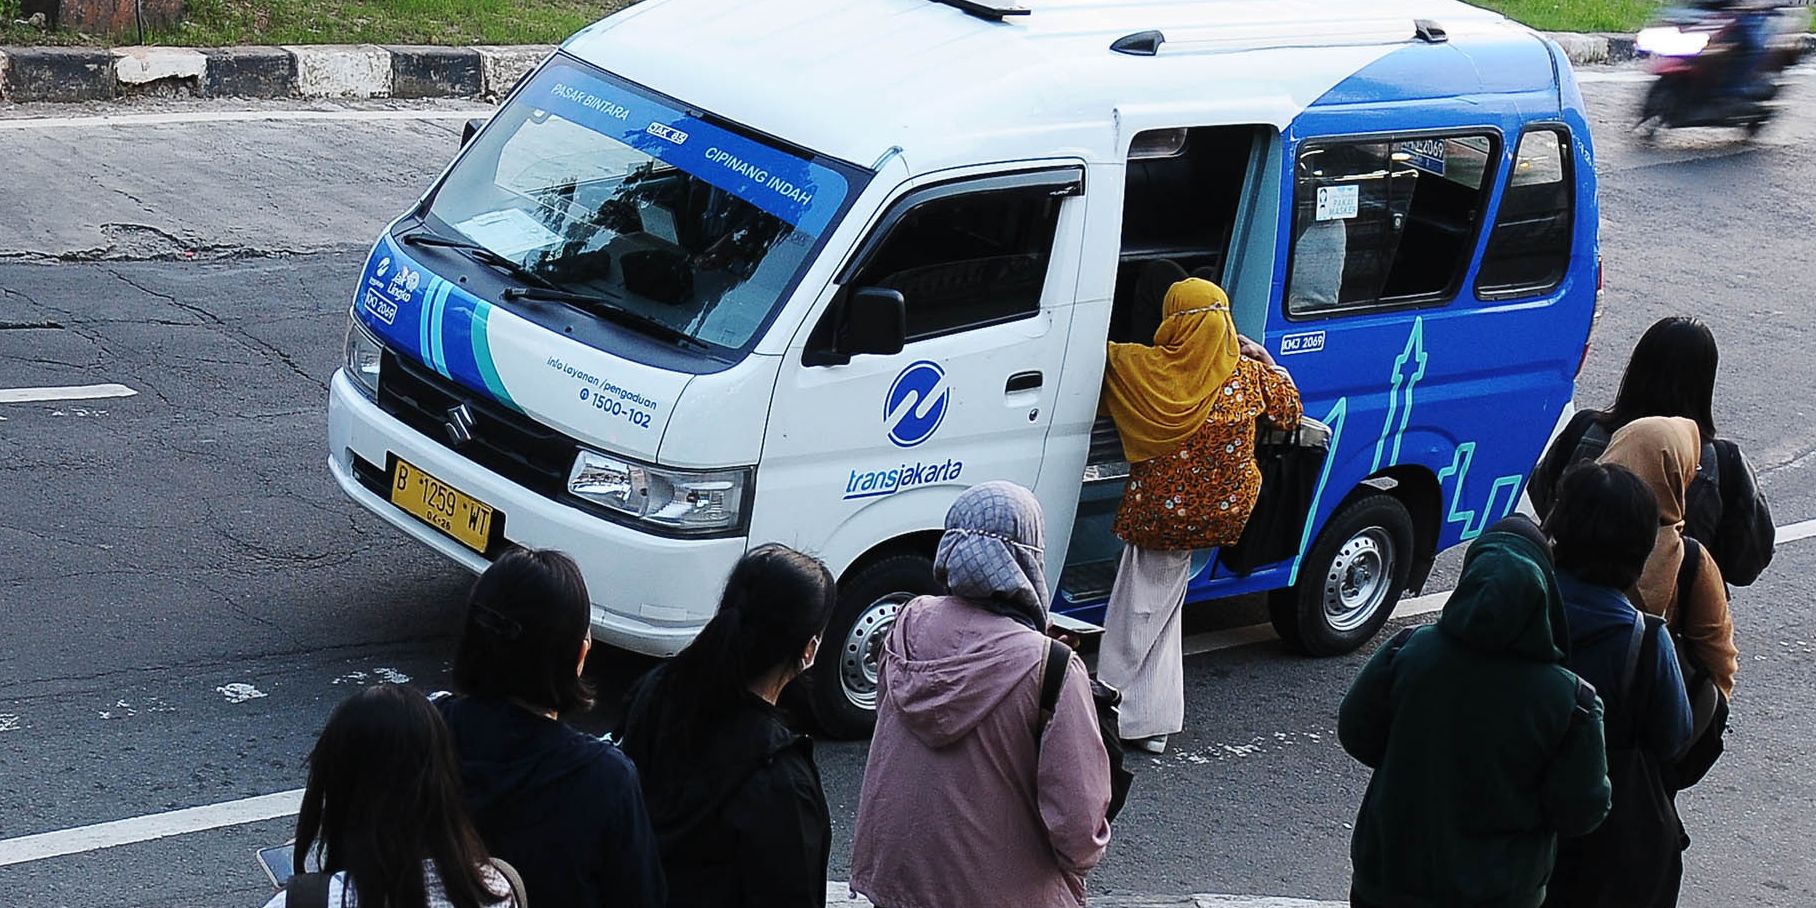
[1098,277,1301,752]
[1339,516,1611,908]
[617,544,836,908]
[436,548,666,908]
[1530,316,1774,586]
[851,481,1111,908]
[1542,463,1693,908]
[266,683,520,908]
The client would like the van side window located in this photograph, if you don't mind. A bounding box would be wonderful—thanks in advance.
[1287,133,1497,317]
[1476,128,1574,298]
[850,186,1063,341]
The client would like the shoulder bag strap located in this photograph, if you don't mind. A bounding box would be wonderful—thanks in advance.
[1619,612,1647,704]
[1674,536,1705,635]
[1615,612,1648,746]
[284,872,332,908]
[1036,638,1071,745]
[491,858,528,907]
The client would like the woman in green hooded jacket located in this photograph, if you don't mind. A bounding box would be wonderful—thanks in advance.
[1340,516,1612,908]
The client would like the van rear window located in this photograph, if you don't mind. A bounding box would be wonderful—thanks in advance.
[1286,133,1498,318]
[1476,128,1575,299]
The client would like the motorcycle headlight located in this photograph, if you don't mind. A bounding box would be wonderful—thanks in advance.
[1636,26,1710,57]
[567,449,751,536]
[343,313,383,400]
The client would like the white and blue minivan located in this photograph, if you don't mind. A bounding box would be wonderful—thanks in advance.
[328,0,1600,735]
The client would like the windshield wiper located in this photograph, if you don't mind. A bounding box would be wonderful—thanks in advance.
[503,286,710,352]
[402,231,558,290]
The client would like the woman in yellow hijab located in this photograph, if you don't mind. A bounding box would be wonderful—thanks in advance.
[1097,276,1302,753]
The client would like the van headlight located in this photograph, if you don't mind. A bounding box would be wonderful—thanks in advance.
[567,449,751,535]
[344,314,383,399]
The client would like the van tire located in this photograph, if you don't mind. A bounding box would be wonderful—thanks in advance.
[809,553,939,740]
[1268,494,1413,657]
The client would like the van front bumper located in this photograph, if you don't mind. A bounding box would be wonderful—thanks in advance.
[326,369,737,656]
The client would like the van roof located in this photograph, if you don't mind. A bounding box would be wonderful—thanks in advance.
[565,0,1557,172]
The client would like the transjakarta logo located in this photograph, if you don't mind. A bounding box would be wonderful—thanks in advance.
[844,458,964,501]
[885,360,949,448]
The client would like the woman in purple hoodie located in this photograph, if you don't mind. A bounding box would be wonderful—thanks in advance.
[851,481,1113,908]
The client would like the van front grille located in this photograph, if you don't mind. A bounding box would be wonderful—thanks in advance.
[376,350,577,499]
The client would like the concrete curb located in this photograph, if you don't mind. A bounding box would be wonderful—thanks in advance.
[1541,29,1816,65]
[3,30,1813,102]
[0,42,555,102]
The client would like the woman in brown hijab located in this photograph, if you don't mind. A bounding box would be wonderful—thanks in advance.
[1598,416,1738,696]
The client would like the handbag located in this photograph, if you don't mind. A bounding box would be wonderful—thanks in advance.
[1037,639,1134,822]
[1219,417,1332,575]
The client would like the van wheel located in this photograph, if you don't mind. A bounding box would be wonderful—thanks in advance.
[1268,494,1413,656]
[809,553,939,740]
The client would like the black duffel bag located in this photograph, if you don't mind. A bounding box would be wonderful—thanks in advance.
[1219,417,1332,575]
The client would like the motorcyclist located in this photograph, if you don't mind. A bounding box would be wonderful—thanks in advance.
[1693,0,1779,101]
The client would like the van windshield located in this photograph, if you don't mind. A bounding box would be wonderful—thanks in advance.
[425,56,860,352]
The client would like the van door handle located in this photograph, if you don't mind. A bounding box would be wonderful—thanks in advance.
[1005,371,1043,393]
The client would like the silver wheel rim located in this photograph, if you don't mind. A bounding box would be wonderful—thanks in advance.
[1322,527,1394,634]
[840,593,908,710]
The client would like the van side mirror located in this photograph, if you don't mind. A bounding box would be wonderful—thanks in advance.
[805,287,906,366]
[461,118,487,147]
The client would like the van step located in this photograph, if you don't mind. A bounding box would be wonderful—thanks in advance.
[1058,561,1119,602]
[1050,612,1105,636]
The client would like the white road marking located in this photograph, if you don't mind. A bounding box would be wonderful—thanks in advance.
[0,518,1807,870]
[0,110,489,130]
[1779,518,1816,545]
[0,383,137,404]
[215,683,267,704]
[1182,516,1811,657]
[0,789,302,868]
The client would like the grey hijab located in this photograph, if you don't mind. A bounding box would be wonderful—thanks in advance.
[933,481,1050,630]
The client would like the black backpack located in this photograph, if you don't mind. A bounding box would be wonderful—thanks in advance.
[1533,411,1774,586]
[1667,537,1729,790]
[1544,614,1684,908]
[1037,639,1134,822]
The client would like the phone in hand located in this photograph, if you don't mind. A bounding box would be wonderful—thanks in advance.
[258,841,319,889]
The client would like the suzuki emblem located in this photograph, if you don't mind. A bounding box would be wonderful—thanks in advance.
[444,404,477,447]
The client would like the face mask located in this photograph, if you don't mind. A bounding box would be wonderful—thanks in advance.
[800,634,822,673]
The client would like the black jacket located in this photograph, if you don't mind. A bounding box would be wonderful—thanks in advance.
[435,695,666,908]
[617,668,831,908]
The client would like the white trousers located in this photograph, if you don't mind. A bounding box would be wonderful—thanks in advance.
[1097,545,1193,741]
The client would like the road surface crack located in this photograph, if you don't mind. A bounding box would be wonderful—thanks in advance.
[105,267,328,393]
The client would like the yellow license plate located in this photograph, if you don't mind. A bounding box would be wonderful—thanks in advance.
[390,457,497,553]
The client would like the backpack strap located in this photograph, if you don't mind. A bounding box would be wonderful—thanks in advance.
[1674,536,1705,633]
[1036,638,1071,742]
[1618,611,1647,705]
[284,872,332,908]
[492,858,528,907]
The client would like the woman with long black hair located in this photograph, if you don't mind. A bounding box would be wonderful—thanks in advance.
[438,547,665,908]
[1531,315,1774,586]
[616,543,837,908]
[265,683,519,908]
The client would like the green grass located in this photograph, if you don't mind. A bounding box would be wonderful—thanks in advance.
[1470,0,1662,33]
[2,0,632,47]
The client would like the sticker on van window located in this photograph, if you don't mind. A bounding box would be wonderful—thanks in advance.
[1279,331,1326,356]
[1400,139,1448,177]
[1315,185,1359,221]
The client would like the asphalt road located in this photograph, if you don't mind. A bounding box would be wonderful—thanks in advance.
[3,72,1815,907]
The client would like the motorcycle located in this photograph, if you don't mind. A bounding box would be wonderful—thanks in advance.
[1635,1,1810,138]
